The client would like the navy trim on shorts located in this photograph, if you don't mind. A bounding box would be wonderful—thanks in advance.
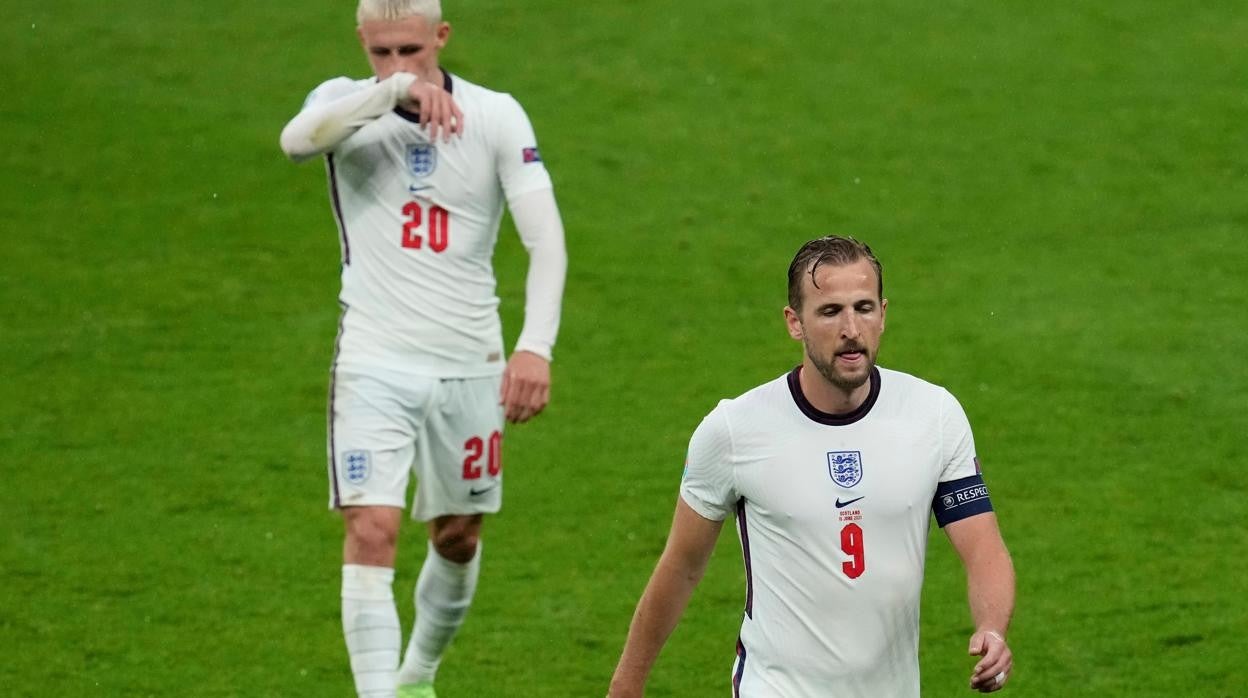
[326,303,349,508]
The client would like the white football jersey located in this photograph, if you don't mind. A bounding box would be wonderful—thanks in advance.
[303,72,554,377]
[680,365,993,697]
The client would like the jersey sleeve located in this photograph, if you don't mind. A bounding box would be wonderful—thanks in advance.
[931,389,993,527]
[279,74,414,162]
[303,76,367,109]
[679,404,737,521]
[507,189,567,360]
[491,94,554,202]
[937,389,978,482]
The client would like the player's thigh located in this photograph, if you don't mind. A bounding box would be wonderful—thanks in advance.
[328,370,431,509]
[410,375,505,521]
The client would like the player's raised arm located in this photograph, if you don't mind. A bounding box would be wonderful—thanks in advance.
[279,72,461,162]
[608,498,724,698]
[280,73,415,161]
[945,513,1015,692]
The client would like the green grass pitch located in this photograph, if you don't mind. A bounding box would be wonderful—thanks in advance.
[2,0,1245,695]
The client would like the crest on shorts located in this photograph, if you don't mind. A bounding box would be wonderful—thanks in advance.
[343,450,372,485]
[827,451,863,488]
[407,143,437,177]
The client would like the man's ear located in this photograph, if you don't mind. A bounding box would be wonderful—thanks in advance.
[784,306,803,341]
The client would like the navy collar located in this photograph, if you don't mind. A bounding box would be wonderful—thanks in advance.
[786,365,881,426]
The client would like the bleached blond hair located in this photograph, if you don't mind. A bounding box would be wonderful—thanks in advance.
[357,0,442,24]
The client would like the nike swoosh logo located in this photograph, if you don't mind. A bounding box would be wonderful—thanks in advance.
[835,496,865,508]
[469,484,499,496]
[408,184,433,193]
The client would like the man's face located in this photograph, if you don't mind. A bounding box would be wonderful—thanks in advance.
[357,16,449,80]
[784,258,887,394]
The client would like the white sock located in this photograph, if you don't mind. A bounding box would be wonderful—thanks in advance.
[342,564,400,698]
[396,540,481,685]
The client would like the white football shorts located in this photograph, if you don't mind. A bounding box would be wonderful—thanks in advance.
[327,368,504,520]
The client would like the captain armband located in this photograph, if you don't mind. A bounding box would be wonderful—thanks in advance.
[932,474,994,527]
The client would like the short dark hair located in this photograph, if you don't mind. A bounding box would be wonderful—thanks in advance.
[786,236,883,311]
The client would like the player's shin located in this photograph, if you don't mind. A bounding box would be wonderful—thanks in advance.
[397,540,482,685]
[342,564,401,697]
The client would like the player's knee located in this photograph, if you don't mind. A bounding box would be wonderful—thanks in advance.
[431,525,479,563]
[345,512,399,562]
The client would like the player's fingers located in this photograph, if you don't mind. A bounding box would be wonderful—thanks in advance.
[976,668,1008,693]
[504,377,533,422]
[973,643,1004,672]
[507,399,533,424]
[428,92,444,141]
[499,369,514,405]
[432,95,447,142]
[451,100,465,136]
[502,388,522,422]
[441,95,456,142]
[420,88,434,130]
[516,378,540,414]
[971,656,1011,691]
[510,377,548,423]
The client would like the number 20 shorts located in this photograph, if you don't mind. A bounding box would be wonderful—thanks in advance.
[327,368,504,521]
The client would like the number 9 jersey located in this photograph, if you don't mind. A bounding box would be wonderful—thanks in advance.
[679,365,994,697]
[303,71,555,378]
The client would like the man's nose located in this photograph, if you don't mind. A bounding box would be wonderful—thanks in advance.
[841,313,860,338]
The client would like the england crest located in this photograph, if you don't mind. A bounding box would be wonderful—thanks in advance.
[343,450,372,485]
[827,451,863,488]
[407,143,437,177]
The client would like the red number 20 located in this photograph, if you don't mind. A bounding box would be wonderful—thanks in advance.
[462,431,502,479]
[401,201,450,252]
[840,523,866,579]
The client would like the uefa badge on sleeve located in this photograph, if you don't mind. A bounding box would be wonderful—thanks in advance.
[343,450,372,485]
[827,451,863,488]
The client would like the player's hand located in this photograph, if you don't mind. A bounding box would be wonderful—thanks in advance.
[968,629,1012,692]
[402,79,464,142]
[500,351,550,424]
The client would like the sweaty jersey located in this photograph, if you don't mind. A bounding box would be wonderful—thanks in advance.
[680,365,994,697]
[303,72,554,377]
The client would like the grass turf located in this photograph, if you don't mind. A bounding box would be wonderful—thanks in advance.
[2,0,1245,695]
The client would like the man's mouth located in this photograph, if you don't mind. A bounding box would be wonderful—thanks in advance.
[836,348,867,362]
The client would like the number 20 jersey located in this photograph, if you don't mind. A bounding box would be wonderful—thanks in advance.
[305,72,553,378]
[680,365,992,697]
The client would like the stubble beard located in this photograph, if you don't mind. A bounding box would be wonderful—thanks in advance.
[806,340,874,395]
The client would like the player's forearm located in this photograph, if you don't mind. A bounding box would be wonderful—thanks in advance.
[966,544,1015,635]
[509,189,567,360]
[279,73,417,162]
[610,555,706,695]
